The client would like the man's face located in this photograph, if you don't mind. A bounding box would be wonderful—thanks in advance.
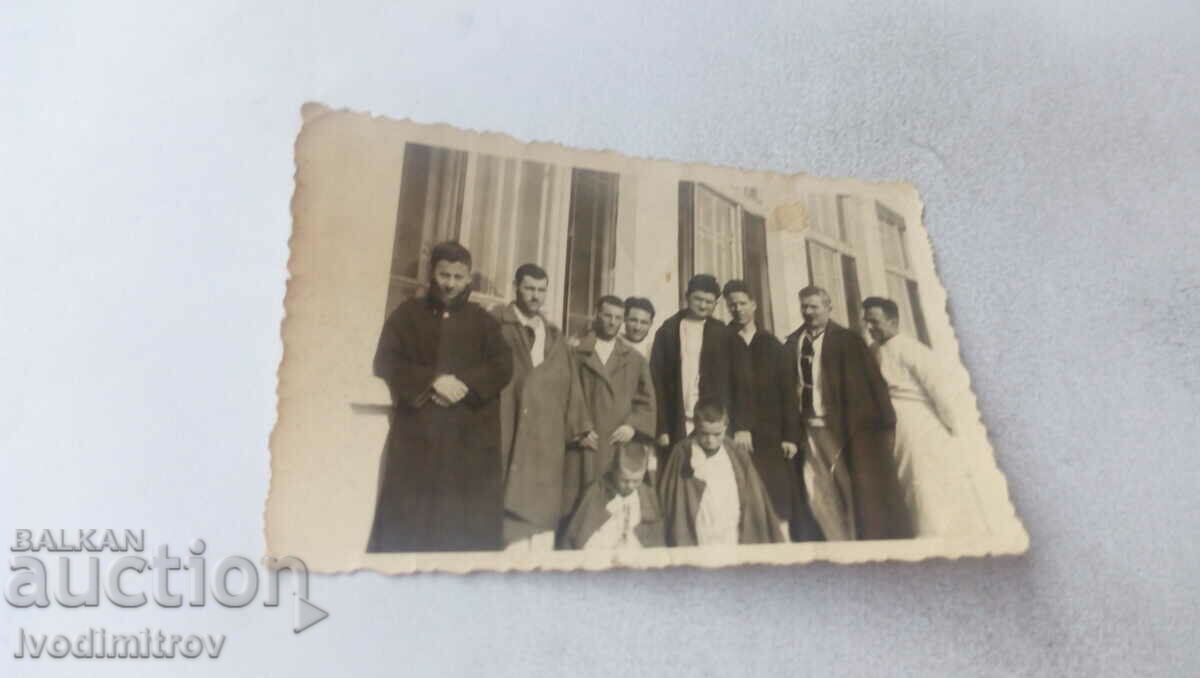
[614,468,643,497]
[594,302,624,341]
[726,291,756,328]
[432,260,471,302]
[685,291,717,320]
[624,307,653,343]
[864,307,899,343]
[693,417,727,456]
[800,293,832,330]
[514,275,548,316]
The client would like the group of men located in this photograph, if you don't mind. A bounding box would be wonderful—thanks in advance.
[366,240,969,553]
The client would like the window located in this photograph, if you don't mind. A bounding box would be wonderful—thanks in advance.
[386,143,469,315]
[460,155,564,309]
[693,185,741,323]
[677,182,773,328]
[385,143,576,319]
[877,202,931,345]
[804,194,863,331]
[563,169,620,337]
[741,211,774,334]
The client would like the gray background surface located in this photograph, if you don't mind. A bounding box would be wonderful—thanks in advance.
[2,2,1197,676]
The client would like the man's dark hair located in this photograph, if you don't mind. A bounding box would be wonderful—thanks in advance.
[692,396,728,425]
[430,241,472,272]
[862,296,900,321]
[686,274,721,298]
[624,296,656,319]
[596,294,625,311]
[513,263,548,285]
[722,279,752,300]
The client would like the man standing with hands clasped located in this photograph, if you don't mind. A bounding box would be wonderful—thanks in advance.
[367,241,514,553]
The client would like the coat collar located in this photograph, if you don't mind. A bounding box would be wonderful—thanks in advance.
[576,332,630,356]
[677,437,749,510]
[668,310,725,334]
[727,320,763,346]
[571,477,661,546]
[498,302,560,337]
[576,332,631,374]
[679,437,737,478]
[424,287,472,314]
[787,320,842,344]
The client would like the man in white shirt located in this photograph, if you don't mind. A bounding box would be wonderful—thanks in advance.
[863,297,984,537]
[620,296,656,360]
[649,274,753,472]
[784,286,908,540]
[495,264,593,552]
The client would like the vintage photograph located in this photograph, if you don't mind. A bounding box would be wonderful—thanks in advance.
[266,104,1027,573]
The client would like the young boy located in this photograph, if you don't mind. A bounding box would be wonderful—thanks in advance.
[657,397,784,546]
[561,441,665,550]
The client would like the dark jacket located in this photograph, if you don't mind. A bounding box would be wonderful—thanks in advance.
[729,327,802,455]
[367,290,514,552]
[783,321,908,539]
[649,311,752,447]
[729,325,820,539]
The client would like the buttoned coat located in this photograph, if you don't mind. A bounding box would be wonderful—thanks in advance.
[565,335,656,509]
[367,290,513,552]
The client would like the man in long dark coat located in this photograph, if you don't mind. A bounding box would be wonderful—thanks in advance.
[783,285,909,541]
[495,263,592,551]
[567,295,657,509]
[722,280,823,542]
[649,274,753,471]
[367,241,514,552]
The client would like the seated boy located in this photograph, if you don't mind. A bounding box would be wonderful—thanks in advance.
[658,397,785,546]
[561,441,665,550]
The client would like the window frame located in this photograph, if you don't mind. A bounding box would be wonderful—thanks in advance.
[876,201,931,346]
[804,194,865,331]
[385,142,574,322]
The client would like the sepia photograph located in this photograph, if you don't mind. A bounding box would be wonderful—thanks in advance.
[266,104,1027,573]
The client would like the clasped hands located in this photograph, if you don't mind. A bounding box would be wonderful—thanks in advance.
[430,374,469,407]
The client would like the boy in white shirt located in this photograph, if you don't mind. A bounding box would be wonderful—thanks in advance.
[561,442,665,550]
[657,398,784,546]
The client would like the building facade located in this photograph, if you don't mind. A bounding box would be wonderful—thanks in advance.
[385,141,937,350]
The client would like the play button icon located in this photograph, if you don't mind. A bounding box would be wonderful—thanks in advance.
[294,595,329,634]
